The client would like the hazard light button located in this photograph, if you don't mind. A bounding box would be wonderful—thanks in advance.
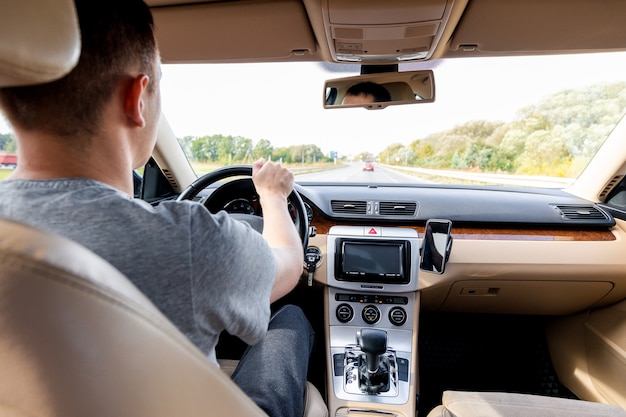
[365,226,381,236]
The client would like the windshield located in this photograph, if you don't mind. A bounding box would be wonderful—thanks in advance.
[158,51,626,188]
[2,52,626,187]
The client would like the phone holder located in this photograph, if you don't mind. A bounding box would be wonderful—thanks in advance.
[419,219,453,274]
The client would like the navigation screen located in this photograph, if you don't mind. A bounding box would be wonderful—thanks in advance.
[336,239,410,284]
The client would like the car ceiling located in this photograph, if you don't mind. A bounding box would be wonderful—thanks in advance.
[146,0,626,65]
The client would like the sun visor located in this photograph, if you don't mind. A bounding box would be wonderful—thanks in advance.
[152,0,317,63]
[447,0,626,56]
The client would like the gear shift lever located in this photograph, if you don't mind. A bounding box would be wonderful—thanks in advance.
[358,329,387,373]
[356,329,391,394]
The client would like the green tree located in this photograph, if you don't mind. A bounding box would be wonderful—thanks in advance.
[303,144,324,164]
[453,141,514,172]
[217,135,236,164]
[284,144,323,164]
[517,82,626,159]
[189,135,220,162]
[0,132,16,152]
[234,137,254,163]
[253,139,273,161]
[516,130,570,175]
[177,135,195,160]
[272,146,290,163]
[379,143,405,165]
[410,140,434,165]
[397,81,626,177]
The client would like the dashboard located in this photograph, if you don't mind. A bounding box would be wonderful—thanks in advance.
[198,179,626,316]
[285,181,626,413]
[190,174,626,415]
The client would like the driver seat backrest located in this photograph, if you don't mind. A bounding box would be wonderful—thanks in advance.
[1,1,265,412]
[0,217,270,416]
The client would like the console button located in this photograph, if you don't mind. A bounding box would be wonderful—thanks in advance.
[336,293,408,305]
[398,357,409,382]
[361,305,381,324]
[336,303,354,323]
[389,306,407,326]
[333,353,345,376]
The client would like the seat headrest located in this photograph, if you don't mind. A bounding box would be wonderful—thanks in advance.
[0,0,80,87]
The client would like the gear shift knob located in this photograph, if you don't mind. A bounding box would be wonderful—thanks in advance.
[357,329,387,373]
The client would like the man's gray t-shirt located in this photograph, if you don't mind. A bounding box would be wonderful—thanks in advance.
[0,178,277,364]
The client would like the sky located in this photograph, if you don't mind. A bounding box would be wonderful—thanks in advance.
[3,51,626,157]
[159,51,626,157]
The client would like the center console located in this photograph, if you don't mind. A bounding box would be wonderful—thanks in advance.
[325,225,421,417]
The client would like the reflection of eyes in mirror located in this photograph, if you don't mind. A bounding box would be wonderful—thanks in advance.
[341,81,391,104]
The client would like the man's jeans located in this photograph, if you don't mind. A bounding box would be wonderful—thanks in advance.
[232,305,315,417]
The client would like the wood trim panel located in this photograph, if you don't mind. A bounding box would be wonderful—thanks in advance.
[310,216,615,241]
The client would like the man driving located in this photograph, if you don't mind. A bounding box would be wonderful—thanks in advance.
[0,1,314,416]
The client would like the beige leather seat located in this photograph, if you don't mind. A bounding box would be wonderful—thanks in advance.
[0,218,267,416]
[0,218,327,416]
[0,0,80,86]
[0,219,327,417]
[427,390,626,417]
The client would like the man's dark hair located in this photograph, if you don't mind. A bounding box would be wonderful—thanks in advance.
[345,81,391,102]
[0,0,157,138]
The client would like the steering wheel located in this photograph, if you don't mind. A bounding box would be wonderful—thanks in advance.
[176,165,309,249]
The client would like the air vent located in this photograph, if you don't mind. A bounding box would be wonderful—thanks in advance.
[379,201,418,216]
[599,175,624,199]
[331,200,367,215]
[553,204,608,221]
[161,168,179,190]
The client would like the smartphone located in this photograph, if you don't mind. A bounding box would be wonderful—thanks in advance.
[420,219,453,274]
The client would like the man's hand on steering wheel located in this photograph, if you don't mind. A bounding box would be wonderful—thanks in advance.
[176,162,309,250]
[251,158,295,207]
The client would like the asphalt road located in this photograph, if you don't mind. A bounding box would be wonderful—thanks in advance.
[295,162,426,183]
[294,163,572,188]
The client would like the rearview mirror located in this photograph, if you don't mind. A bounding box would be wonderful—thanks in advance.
[324,70,435,110]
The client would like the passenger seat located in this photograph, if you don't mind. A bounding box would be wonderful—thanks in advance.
[427,390,626,417]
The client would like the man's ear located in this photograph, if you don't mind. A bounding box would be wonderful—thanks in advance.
[124,74,151,128]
